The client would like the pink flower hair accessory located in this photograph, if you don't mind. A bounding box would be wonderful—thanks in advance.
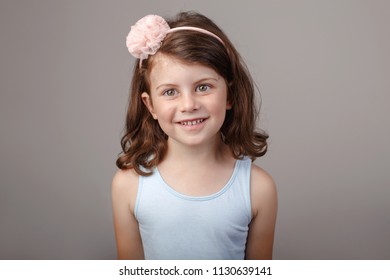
[126,14,224,67]
[126,15,170,62]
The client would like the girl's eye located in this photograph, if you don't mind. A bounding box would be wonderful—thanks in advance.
[163,89,177,96]
[196,84,210,92]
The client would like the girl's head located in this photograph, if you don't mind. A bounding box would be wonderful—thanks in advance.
[117,11,268,175]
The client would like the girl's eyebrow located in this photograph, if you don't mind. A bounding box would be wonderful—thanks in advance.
[155,83,177,91]
[155,77,220,91]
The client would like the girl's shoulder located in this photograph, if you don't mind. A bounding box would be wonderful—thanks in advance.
[245,162,277,259]
[250,163,275,189]
[112,168,139,190]
[249,163,277,216]
[111,168,140,213]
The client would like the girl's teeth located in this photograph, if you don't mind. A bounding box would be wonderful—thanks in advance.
[181,119,204,126]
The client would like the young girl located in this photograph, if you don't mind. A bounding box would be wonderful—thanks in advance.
[112,11,277,260]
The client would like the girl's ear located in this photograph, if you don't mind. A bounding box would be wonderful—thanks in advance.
[141,92,158,119]
[226,101,232,110]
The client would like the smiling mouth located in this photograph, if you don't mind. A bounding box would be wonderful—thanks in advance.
[179,118,206,126]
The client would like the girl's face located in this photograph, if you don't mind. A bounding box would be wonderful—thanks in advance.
[142,53,231,148]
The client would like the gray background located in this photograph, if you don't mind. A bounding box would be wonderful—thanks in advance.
[1,0,389,259]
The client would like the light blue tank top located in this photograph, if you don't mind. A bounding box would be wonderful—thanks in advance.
[134,157,252,260]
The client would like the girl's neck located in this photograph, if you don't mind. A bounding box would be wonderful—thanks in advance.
[163,136,231,167]
[157,136,236,196]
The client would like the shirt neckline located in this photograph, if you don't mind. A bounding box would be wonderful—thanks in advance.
[155,159,241,201]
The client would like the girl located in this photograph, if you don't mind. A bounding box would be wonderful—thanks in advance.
[112,11,277,260]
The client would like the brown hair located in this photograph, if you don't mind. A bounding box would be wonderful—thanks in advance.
[116,11,268,175]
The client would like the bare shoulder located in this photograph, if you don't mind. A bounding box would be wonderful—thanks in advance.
[111,168,139,214]
[250,163,277,217]
[250,163,277,195]
[112,168,139,189]
[246,163,277,259]
[111,168,144,259]
[112,168,139,194]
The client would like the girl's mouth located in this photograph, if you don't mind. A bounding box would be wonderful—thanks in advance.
[179,118,205,126]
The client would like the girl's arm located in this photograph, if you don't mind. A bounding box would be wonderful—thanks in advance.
[111,169,144,259]
[245,164,278,260]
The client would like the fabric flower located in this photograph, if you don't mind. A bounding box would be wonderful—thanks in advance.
[126,15,170,61]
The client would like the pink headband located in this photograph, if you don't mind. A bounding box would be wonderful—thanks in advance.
[126,15,224,67]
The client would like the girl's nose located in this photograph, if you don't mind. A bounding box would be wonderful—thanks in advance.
[180,93,199,112]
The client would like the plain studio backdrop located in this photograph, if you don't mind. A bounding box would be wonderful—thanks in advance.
[1,0,389,259]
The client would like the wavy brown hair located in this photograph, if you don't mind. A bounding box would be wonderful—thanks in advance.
[116,11,268,175]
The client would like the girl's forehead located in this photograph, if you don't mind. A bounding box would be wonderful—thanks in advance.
[150,53,193,70]
[149,53,219,79]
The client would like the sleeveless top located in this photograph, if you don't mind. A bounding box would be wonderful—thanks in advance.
[134,157,252,260]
